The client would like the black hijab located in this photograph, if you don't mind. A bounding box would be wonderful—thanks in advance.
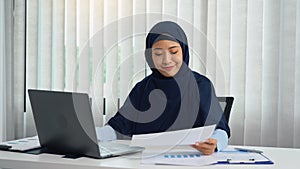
[108,21,230,139]
[145,21,189,74]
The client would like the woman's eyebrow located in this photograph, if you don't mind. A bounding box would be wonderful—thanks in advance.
[153,46,180,50]
[168,46,179,50]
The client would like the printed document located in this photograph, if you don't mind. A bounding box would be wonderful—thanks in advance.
[130,124,216,147]
[142,150,217,166]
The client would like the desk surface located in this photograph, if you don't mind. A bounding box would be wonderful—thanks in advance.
[1,141,299,169]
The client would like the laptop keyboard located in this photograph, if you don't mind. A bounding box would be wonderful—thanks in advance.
[98,142,131,153]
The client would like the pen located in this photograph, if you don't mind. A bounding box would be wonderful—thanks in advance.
[217,158,257,164]
[234,147,263,154]
[228,160,256,164]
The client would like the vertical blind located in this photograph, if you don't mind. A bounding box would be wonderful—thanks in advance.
[9,0,298,148]
[0,0,6,141]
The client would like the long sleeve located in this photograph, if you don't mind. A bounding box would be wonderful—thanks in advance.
[211,129,228,151]
[95,125,117,141]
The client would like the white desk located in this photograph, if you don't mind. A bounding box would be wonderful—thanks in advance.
[1,142,299,169]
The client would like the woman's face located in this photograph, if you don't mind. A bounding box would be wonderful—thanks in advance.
[151,40,183,77]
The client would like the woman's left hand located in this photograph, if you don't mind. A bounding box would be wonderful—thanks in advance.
[191,138,217,155]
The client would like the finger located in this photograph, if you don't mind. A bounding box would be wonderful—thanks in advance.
[196,141,216,148]
[192,146,215,155]
[194,145,214,155]
[193,142,215,152]
[201,149,215,155]
[204,138,217,145]
[200,144,215,150]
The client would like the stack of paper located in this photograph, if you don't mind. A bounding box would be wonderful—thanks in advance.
[130,125,217,166]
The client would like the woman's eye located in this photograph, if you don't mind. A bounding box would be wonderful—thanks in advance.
[170,51,178,55]
[154,53,163,56]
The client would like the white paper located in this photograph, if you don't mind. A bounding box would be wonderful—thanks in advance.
[0,136,40,151]
[130,124,216,147]
[142,151,217,166]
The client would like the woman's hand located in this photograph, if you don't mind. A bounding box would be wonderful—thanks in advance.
[191,138,217,155]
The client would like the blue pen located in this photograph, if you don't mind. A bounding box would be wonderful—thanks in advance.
[234,147,263,154]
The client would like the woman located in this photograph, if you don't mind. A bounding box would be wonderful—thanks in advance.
[97,21,230,155]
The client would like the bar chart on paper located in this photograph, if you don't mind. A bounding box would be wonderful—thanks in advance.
[163,153,201,159]
[142,152,217,166]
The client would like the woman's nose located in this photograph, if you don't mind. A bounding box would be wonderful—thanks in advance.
[162,52,171,64]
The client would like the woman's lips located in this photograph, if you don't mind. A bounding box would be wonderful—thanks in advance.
[162,66,174,71]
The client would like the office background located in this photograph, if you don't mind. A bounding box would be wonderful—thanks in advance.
[0,0,299,149]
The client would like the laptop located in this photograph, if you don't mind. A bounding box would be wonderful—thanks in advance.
[28,89,144,159]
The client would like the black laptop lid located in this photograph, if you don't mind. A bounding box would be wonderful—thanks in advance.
[28,89,101,158]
